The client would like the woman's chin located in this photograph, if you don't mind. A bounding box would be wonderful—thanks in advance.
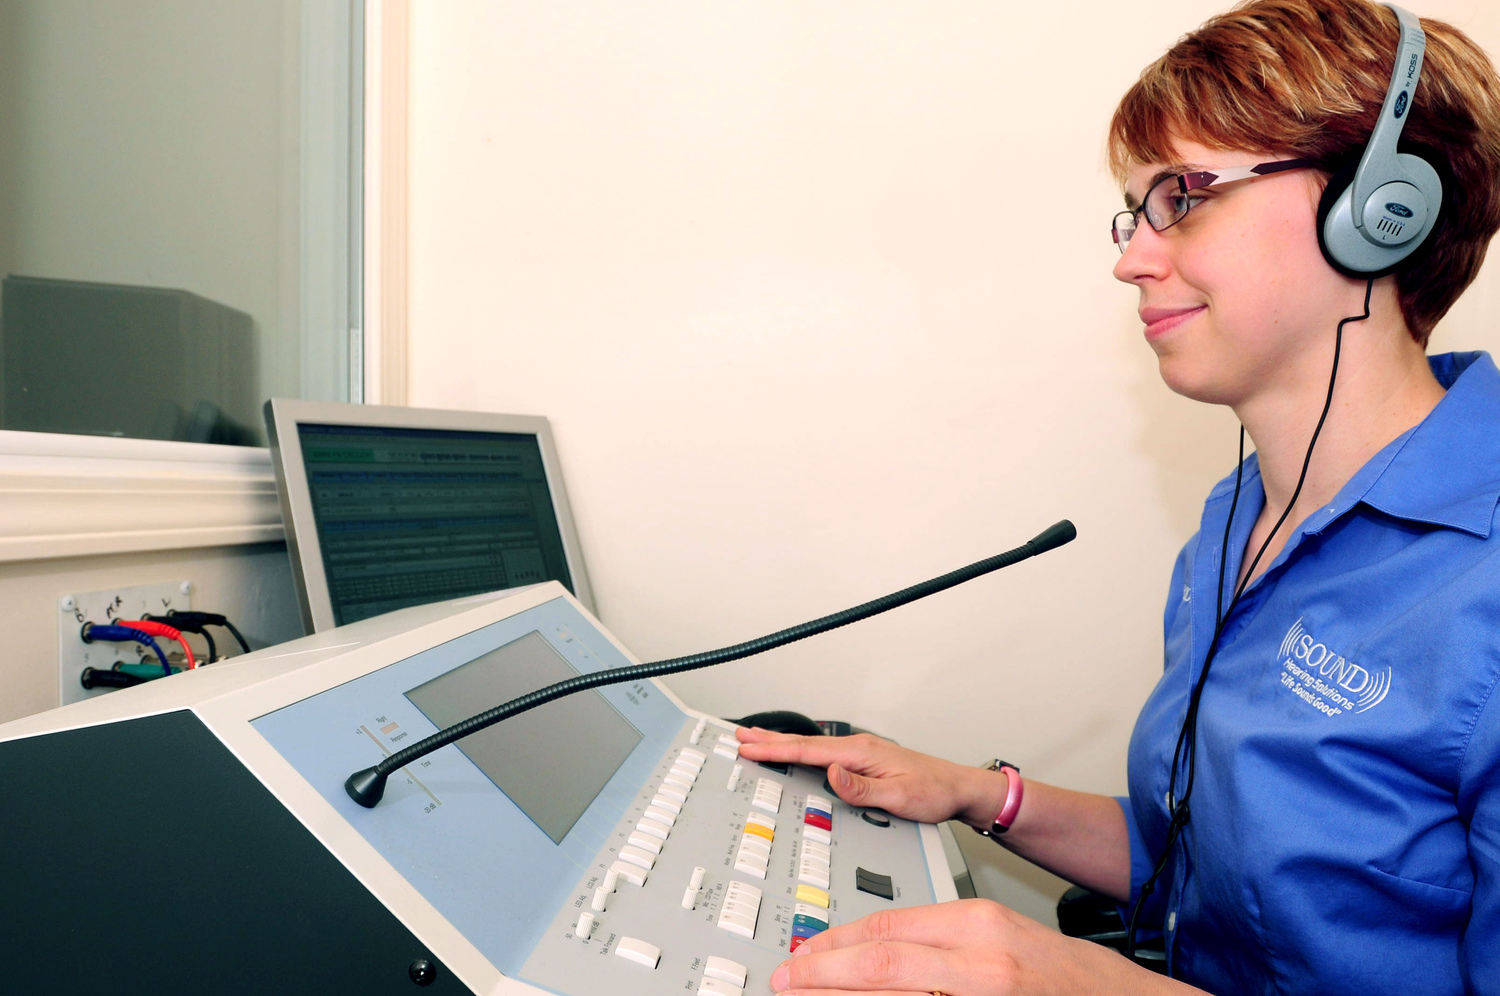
[1155,354,1237,406]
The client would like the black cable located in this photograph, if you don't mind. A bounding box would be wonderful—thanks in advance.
[163,610,251,656]
[346,520,1078,807]
[1125,277,1374,964]
[221,621,251,655]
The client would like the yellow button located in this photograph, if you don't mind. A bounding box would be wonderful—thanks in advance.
[743,823,775,842]
[795,884,830,908]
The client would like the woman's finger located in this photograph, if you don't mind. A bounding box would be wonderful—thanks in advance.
[773,990,934,996]
[789,901,1006,959]
[769,939,967,996]
[735,728,887,770]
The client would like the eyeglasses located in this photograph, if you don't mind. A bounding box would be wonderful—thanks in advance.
[1111,158,1314,253]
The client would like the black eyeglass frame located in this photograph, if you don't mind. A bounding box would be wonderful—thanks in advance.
[1111,158,1315,252]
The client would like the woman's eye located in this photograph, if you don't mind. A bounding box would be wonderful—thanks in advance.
[1170,193,1210,215]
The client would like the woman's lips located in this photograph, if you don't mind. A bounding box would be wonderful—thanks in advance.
[1141,306,1206,339]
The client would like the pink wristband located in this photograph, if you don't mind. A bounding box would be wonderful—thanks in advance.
[994,765,1024,830]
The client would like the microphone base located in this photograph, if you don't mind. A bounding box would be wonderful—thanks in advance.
[345,767,387,808]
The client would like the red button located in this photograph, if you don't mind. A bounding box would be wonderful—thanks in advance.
[790,936,807,952]
[804,813,833,831]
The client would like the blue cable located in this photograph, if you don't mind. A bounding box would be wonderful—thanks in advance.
[83,624,173,677]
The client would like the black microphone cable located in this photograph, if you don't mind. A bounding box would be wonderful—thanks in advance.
[1125,276,1375,965]
[346,520,1077,807]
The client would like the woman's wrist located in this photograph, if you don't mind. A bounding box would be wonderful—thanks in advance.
[956,765,1018,830]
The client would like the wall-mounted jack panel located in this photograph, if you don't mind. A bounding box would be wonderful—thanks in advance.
[58,582,192,706]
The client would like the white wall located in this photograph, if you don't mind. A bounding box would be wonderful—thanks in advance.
[406,1,1500,922]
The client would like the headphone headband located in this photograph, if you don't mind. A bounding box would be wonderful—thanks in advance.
[1316,2,1443,278]
[1350,4,1428,222]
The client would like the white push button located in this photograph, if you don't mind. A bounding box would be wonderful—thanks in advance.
[714,744,738,760]
[576,911,596,936]
[737,835,771,858]
[803,825,832,845]
[699,977,743,996]
[614,936,661,969]
[611,860,648,887]
[664,773,694,792]
[628,831,663,855]
[651,794,683,814]
[679,747,707,765]
[618,845,656,871]
[704,956,748,988]
[671,762,700,781]
[717,910,756,938]
[733,855,768,879]
[717,881,762,938]
[644,805,677,827]
[657,783,688,803]
[745,811,776,831]
[721,897,760,918]
[636,817,671,840]
[798,864,830,889]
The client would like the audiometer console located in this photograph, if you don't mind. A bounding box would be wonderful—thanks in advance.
[0,583,958,995]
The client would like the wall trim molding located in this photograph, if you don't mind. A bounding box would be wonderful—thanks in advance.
[0,431,284,563]
[363,0,410,407]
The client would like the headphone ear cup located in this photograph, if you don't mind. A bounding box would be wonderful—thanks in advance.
[1318,154,1443,278]
[1320,160,1386,277]
[1316,160,1361,275]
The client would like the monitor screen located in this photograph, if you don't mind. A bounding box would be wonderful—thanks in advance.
[403,630,644,845]
[297,422,576,626]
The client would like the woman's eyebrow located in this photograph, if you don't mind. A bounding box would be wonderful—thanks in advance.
[1123,163,1199,209]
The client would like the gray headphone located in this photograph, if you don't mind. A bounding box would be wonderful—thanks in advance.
[1316,2,1444,277]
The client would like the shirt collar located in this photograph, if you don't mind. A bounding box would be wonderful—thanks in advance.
[1202,352,1500,539]
[1358,351,1500,537]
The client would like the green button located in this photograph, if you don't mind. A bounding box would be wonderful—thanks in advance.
[792,913,828,932]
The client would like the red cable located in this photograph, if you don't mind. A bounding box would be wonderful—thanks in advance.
[118,620,197,669]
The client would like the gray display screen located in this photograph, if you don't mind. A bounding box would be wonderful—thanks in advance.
[404,631,643,844]
[296,422,575,626]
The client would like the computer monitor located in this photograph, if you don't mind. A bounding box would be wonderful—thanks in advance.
[264,399,595,632]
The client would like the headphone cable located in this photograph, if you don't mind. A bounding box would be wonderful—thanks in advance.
[1125,276,1375,965]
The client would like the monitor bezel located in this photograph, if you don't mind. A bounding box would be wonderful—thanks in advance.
[264,398,596,633]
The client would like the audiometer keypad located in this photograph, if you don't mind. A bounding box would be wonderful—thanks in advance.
[518,716,943,996]
[251,596,949,996]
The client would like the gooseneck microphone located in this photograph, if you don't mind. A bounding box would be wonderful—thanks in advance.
[345,519,1077,807]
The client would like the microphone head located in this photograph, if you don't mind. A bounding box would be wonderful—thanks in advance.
[1027,520,1077,555]
[345,766,388,808]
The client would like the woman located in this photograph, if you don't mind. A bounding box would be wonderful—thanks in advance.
[738,1,1500,993]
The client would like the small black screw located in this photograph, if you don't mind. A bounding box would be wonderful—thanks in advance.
[408,958,438,986]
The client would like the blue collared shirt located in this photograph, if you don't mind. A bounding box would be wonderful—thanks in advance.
[1122,351,1500,995]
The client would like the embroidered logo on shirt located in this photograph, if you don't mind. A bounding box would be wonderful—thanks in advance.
[1276,617,1391,716]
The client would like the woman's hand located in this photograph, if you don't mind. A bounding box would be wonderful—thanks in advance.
[766,899,1193,996]
[735,728,1001,828]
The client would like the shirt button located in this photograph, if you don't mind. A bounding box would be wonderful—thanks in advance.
[1167,911,1178,931]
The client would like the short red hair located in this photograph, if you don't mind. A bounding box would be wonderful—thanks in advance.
[1108,0,1500,345]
